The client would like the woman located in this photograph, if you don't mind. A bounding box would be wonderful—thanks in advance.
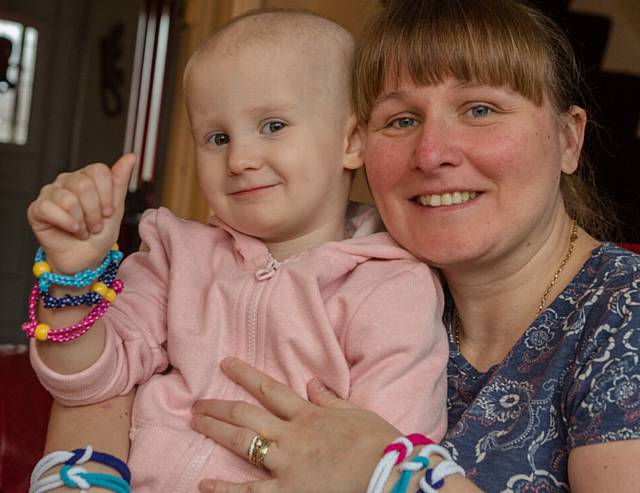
[188,0,640,491]
[40,0,640,491]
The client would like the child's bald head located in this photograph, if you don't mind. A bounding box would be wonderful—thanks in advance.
[184,10,354,119]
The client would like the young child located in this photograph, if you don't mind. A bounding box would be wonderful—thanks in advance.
[27,10,448,491]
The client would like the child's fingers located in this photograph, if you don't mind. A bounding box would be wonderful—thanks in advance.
[48,187,90,238]
[81,162,116,218]
[27,198,84,237]
[59,171,104,235]
[110,153,137,210]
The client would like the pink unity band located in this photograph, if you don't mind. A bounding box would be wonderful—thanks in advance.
[22,279,124,343]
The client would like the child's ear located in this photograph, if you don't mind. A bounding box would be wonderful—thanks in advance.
[343,114,364,171]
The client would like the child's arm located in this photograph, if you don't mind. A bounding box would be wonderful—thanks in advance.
[343,263,449,441]
[26,154,136,374]
[37,392,135,492]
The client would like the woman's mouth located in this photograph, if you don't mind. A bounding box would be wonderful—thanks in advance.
[412,191,480,207]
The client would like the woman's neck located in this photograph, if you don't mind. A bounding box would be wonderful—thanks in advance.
[444,215,600,371]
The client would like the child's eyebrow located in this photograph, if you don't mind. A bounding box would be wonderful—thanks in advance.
[248,102,298,118]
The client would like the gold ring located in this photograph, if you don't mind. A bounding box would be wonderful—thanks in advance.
[247,434,272,468]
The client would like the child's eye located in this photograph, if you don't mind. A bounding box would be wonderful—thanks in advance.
[389,117,417,129]
[261,121,287,134]
[468,105,493,118]
[207,133,229,146]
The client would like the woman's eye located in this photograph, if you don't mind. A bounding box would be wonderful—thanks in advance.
[468,105,493,118]
[390,117,417,129]
[262,121,286,134]
[207,133,229,146]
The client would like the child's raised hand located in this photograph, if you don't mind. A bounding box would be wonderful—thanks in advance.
[27,154,137,274]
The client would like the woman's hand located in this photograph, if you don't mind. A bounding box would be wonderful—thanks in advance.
[191,357,400,493]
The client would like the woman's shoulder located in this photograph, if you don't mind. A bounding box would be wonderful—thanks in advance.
[565,243,640,353]
[577,242,640,290]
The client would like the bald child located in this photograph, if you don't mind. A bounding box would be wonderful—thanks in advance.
[29,10,448,490]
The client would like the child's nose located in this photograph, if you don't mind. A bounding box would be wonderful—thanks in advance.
[227,141,264,175]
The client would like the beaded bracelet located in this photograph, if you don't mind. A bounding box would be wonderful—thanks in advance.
[367,433,434,493]
[22,279,123,342]
[33,245,123,293]
[30,445,131,493]
[41,261,120,309]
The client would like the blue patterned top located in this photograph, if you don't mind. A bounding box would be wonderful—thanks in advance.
[443,244,640,492]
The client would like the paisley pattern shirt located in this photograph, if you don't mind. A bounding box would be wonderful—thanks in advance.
[443,244,640,492]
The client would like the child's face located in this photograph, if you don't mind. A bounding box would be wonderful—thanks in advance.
[186,44,359,243]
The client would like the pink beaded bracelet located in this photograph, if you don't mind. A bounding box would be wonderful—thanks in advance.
[22,279,123,343]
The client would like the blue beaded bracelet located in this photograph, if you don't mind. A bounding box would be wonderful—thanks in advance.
[34,247,123,293]
[41,262,120,309]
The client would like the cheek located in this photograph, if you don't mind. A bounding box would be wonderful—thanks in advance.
[364,139,409,195]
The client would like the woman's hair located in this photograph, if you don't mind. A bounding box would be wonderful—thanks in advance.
[354,0,615,240]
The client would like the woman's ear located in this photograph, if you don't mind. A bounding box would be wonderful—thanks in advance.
[343,114,365,171]
[560,105,587,175]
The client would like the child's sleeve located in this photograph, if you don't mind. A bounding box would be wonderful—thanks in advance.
[30,209,171,405]
[341,263,449,442]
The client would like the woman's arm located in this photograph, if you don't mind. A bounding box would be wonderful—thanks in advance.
[191,358,482,493]
[569,440,640,492]
[37,391,135,492]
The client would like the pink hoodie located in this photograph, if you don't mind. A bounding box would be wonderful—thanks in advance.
[31,206,447,491]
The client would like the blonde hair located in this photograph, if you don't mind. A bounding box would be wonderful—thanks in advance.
[354,0,614,240]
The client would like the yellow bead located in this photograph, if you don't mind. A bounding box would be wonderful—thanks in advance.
[112,243,119,251]
[104,288,117,303]
[91,281,108,296]
[34,323,50,341]
[32,261,51,278]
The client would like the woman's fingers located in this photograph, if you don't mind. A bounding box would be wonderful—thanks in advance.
[307,378,355,410]
[192,400,283,469]
[220,358,308,420]
[199,478,280,493]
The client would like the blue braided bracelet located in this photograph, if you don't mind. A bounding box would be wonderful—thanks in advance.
[66,448,131,483]
[34,246,123,293]
[41,262,120,308]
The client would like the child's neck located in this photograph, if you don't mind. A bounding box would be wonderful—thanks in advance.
[265,220,347,261]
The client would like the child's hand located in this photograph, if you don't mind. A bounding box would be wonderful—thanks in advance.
[27,154,137,274]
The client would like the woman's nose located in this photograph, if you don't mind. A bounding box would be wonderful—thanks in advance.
[413,119,462,173]
[226,140,263,175]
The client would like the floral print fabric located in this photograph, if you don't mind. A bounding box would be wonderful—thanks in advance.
[443,244,640,492]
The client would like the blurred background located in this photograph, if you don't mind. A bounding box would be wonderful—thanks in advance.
[1,0,638,343]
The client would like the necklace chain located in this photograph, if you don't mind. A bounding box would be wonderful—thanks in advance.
[453,220,578,351]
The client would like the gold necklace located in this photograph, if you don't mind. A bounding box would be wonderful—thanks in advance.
[452,220,578,350]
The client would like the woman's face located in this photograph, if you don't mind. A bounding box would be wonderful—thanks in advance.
[363,76,586,269]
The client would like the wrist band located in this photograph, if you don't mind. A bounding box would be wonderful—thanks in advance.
[22,279,123,342]
[42,262,120,309]
[367,433,434,493]
[391,443,465,493]
[34,245,123,293]
[419,460,465,492]
[30,446,131,493]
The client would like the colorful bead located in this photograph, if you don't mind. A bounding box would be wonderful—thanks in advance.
[104,288,117,303]
[91,282,108,296]
[34,323,50,341]
[112,243,119,251]
[33,261,51,278]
